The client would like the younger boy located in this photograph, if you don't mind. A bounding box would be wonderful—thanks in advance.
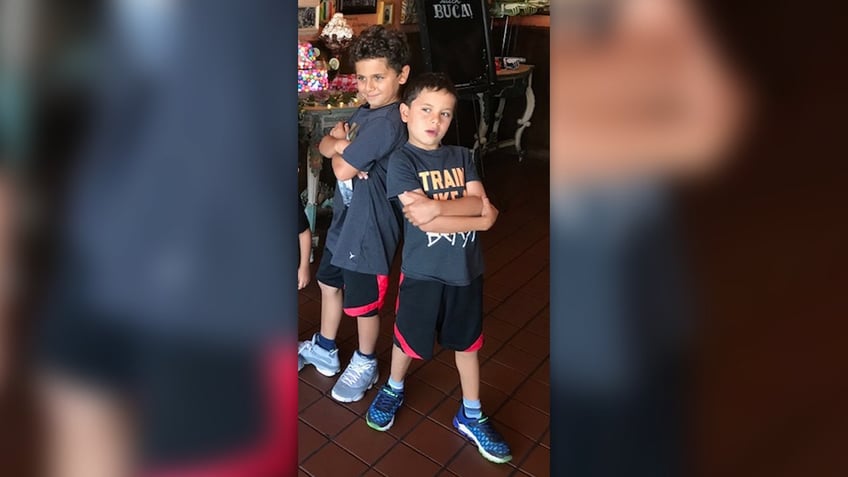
[365,73,511,463]
[298,26,410,403]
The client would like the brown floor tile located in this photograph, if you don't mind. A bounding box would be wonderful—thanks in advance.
[299,368,336,394]
[450,381,510,415]
[299,382,323,412]
[516,445,550,477]
[480,359,526,395]
[299,399,358,439]
[434,347,459,369]
[362,470,387,477]
[412,360,461,395]
[512,378,550,416]
[335,419,399,465]
[386,406,426,440]
[531,360,549,386]
[403,418,468,466]
[490,345,545,376]
[404,377,449,415]
[338,389,379,417]
[495,400,549,442]
[299,299,321,326]
[427,397,462,433]
[298,420,328,463]
[496,422,539,466]
[478,335,506,360]
[483,294,503,315]
[362,469,386,477]
[374,443,442,477]
[298,469,310,477]
[489,291,548,325]
[506,331,549,359]
[301,443,368,477]
[299,325,319,342]
[540,430,550,449]
[482,316,521,342]
[523,314,549,338]
[446,446,517,477]
[436,471,459,477]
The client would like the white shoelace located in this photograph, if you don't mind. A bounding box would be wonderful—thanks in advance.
[340,359,373,386]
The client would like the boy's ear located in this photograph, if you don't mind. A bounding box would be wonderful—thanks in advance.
[398,65,411,84]
[399,102,410,123]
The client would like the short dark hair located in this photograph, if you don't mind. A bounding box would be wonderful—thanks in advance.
[348,25,411,74]
[402,72,459,106]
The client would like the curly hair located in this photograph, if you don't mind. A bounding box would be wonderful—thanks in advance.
[402,72,459,106]
[348,25,411,73]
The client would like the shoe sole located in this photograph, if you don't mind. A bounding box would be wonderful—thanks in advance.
[299,361,339,377]
[330,374,379,403]
[366,416,395,432]
[453,419,513,464]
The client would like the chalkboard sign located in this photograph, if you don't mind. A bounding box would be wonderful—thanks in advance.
[415,0,497,95]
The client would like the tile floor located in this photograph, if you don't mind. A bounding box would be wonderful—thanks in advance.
[298,153,550,477]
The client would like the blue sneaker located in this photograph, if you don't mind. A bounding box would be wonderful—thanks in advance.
[453,407,512,464]
[366,385,404,431]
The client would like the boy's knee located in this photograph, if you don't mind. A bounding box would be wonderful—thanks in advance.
[318,281,341,294]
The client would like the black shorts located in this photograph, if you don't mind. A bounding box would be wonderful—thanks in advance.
[393,275,485,360]
[315,248,388,318]
[38,311,297,476]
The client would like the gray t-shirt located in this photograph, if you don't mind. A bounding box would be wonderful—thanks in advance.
[325,102,406,275]
[387,143,483,286]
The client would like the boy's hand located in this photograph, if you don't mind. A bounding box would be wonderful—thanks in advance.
[297,265,311,290]
[401,191,441,226]
[357,171,369,180]
[480,196,499,230]
[329,121,349,140]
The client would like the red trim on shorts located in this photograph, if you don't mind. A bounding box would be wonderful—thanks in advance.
[463,334,485,353]
[393,323,423,360]
[144,346,297,477]
[344,274,389,317]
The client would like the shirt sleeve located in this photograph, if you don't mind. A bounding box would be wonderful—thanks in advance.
[386,149,423,198]
[463,147,482,184]
[341,116,402,172]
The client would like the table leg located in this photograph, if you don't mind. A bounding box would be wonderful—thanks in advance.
[514,71,536,160]
[472,92,491,157]
[305,148,320,255]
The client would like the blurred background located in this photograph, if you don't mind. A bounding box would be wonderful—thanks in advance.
[1,0,846,476]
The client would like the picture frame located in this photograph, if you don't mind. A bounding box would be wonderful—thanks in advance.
[377,1,394,24]
[337,0,378,15]
[399,0,417,24]
[298,0,321,37]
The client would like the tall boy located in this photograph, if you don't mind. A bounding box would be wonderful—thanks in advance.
[365,73,512,463]
[298,26,410,403]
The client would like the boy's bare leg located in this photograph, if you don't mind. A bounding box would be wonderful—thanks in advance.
[356,314,380,355]
[317,281,343,340]
[455,350,480,401]
[390,344,413,382]
[38,374,134,477]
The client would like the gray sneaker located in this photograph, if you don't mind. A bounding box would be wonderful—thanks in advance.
[330,352,379,403]
[298,334,340,376]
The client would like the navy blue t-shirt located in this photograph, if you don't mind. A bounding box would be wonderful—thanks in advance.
[325,102,406,275]
[387,143,484,286]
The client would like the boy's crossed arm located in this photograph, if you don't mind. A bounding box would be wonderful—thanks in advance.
[319,121,371,181]
[398,181,498,233]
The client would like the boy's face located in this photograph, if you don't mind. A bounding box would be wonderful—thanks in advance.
[354,58,410,109]
[400,88,456,151]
